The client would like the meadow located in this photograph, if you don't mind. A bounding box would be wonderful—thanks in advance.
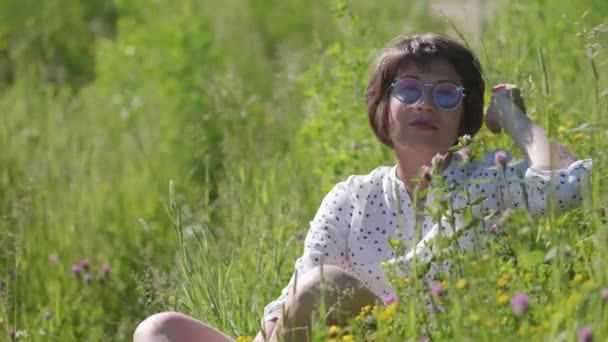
[0,0,607,340]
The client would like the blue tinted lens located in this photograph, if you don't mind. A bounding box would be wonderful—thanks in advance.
[434,84,462,110]
[393,79,422,104]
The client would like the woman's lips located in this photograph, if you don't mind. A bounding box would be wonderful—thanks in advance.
[409,119,438,130]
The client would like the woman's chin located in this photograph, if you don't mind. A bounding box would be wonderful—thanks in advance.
[392,137,447,150]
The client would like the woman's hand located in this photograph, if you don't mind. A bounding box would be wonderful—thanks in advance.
[485,84,527,134]
[485,83,572,171]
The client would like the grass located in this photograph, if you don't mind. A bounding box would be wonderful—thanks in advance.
[0,0,607,340]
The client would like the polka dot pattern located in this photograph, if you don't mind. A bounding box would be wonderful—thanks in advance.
[263,152,593,322]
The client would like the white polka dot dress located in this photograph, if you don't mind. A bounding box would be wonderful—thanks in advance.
[262,151,593,322]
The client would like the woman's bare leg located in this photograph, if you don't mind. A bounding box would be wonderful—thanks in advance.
[270,265,379,342]
[133,312,234,342]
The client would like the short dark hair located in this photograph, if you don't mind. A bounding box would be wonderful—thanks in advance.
[365,33,485,147]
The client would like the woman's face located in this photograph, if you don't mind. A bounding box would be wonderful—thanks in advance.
[388,60,464,152]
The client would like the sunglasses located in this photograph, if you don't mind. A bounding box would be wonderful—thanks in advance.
[390,77,466,111]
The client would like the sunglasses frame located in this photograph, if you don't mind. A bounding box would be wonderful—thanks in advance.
[390,77,467,111]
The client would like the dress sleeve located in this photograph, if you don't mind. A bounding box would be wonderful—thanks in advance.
[262,181,353,322]
[476,150,594,217]
[386,149,593,282]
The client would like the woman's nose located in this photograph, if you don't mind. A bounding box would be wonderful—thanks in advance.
[414,88,436,112]
[412,88,436,111]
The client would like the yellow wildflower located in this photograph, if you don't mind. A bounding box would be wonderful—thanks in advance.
[497,293,510,305]
[497,275,509,287]
[235,336,254,342]
[377,303,398,321]
[558,121,575,134]
[328,325,342,336]
[524,272,533,283]
[166,295,175,305]
[360,305,372,315]
[456,278,468,290]
[570,274,584,287]
[571,132,584,143]
[341,334,354,342]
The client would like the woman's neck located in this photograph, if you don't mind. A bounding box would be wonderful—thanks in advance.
[393,145,451,193]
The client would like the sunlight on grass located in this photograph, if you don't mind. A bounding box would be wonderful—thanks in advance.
[0,0,606,340]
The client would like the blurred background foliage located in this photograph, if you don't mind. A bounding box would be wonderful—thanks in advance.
[0,0,606,340]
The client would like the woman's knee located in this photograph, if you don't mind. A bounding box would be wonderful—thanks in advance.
[133,311,186,342]
[284,265,377,322]
[297,265,366,295]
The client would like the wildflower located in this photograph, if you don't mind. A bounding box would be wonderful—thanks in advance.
[79,259,90,271]
[578,325,593,342]
[377,302,398,321]
[350,142,359,150]
[71,264,82,276]
[494,151,508,168]
[430,281,444,297]
[383,294,397,305]
[571,132,584,143]
[328,325,342,336]
[101,263,111,278]
[235,336,253,342]
[356,305,373,322]
[571,274,584,287]
[8,328,16,339]
[455,278,468,290]
[431,153,447,170]
[510,292,531,315]
[341,334,354,342]
[420,166,433,183]
[83,274,93,283]
[487,222,502,235]
[457,146,472,160]
[497,275,510,287]
[43,311,52,320]
[459,134,472,146]
[360,305,372,315]
[48,254,58,265]
[497,293,510,305]
[601,288,608,301]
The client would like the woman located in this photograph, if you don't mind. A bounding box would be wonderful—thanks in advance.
[133,33,593,342]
